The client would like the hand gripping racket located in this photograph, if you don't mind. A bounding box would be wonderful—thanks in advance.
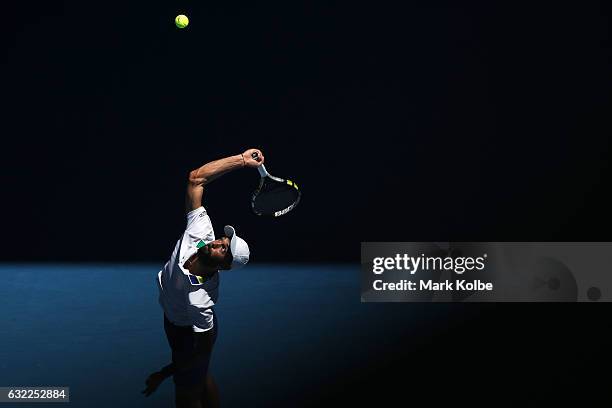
[250,152,301,217]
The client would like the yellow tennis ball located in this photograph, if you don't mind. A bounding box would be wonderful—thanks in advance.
[175,14,189,29]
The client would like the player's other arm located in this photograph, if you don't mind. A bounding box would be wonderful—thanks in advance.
[186,149,265,212]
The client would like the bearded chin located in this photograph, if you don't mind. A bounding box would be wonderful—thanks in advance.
[198,251,218,268]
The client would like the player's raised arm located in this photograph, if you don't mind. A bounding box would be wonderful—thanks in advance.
[186,149,264,212]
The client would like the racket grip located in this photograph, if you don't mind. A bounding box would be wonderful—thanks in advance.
[257,164,268,177]
[251,152,268,177]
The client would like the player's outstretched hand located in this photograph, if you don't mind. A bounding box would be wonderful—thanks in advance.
[142,371,166,397]
[242,148,264,168]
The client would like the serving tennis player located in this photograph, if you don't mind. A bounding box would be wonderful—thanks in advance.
[143,148,265,408]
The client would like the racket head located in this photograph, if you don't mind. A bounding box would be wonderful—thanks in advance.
[251,174,301,217]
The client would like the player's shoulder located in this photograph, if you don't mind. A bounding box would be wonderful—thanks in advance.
[186,206,212,226]
[185,206,215,241]
[187,206,207,218]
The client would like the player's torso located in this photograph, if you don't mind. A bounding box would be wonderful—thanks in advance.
[159,237,220,306]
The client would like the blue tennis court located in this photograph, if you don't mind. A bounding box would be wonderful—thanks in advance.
[0,264,455,407]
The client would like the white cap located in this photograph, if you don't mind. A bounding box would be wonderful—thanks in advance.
[224,225,250,269]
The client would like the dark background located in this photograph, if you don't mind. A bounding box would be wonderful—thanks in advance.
[2,0,611,263]
[2,1,612,407]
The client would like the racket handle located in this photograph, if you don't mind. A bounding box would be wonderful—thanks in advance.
[251,152,269,177]
[257,165,268,177]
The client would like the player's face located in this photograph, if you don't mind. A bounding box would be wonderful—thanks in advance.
[200,237,231,267]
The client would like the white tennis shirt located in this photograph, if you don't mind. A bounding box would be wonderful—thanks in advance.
[157,206,219,332]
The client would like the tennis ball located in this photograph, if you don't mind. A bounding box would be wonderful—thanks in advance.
[175,14,189,29]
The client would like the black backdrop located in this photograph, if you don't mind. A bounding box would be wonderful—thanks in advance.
[3,1,612,406]
[3,1,611,263]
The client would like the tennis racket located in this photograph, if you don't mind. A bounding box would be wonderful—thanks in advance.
[251,152,301,217]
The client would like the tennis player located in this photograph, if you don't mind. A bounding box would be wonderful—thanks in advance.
[143,148,264,408]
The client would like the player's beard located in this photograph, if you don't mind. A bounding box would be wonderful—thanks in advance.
[197,247,218,269]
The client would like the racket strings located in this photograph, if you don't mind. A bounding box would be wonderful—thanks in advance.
[252,178,300,216]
